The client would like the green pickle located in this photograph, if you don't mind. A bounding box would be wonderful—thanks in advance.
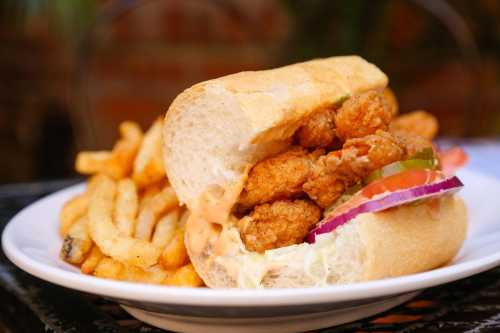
[363,148,437,185]
[325,149,437,216]
[409,147,435,160]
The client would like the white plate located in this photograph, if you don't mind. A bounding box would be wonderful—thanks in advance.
[3,169,500,333]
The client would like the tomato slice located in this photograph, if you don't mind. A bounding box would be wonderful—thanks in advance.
[328,170,445,218]
[362,169,444,198]
[440,147,468,175]
[363,158,436,184]
[363,148,438,185]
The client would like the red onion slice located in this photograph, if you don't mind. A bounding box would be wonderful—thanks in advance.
[306,176,463,243]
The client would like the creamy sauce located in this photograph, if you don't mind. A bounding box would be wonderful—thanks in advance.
[187,176,247,256]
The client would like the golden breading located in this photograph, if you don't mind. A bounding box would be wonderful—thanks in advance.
[335,90,393,141]
[296,108,338,148]
[391,129,434,157]
[304,131,404,208]
[302,151,354,209]
[238,147,322,210]
[390,110,438,140]
[343,130,405,174]
[383,87,399,116]
[238,200,321,253]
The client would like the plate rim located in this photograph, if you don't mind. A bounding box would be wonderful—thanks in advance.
[3,169,500,307]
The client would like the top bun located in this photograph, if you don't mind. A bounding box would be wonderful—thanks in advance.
[163,56,387,209]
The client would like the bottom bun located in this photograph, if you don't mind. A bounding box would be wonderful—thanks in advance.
[186,195,467,288]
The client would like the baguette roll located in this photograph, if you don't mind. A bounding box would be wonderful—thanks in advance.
[163,56,467,288]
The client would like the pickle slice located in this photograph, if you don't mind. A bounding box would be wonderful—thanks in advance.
[409,147,435,160]
[364,158,436,185]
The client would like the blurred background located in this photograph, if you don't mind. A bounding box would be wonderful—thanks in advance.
[0,0,498,184]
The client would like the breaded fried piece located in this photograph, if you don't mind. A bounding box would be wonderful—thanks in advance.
[238,199,321,253]
[296,108,338,148]
[383,87,399,116]
[302,151,352,209]
[343,130,405,175]
[238,147,322,210]
[304,131,404,208]
[391,129,434,157]
[335,90,393,141]
[390,110,438,140]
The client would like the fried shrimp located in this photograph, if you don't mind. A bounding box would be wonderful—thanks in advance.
[383,87,399,116]
[304,131,404,208]
[335,90,393,141]
[238,147,322,210]
[390,110,438,140]
[237,199,321,253]
[391,129,434,157]
[343,130,405,174]
[296,108,338,148]
[302,151,352,209]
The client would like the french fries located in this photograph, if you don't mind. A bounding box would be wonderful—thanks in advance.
[119,263,170,284]
[152,209,179,248]
[60,120,203,287]
[75,151,111,175]
[59,193,89,236]
[75,122,142,179]
[159,228,188,270]
[94,257,171,284]
[94,257,123,280]
[88,176,161,268]
[60,216,92,264]
[139,181,164,210]
[164,264,204,287]
[135,186,178,241]
[132,120,165,189]
[103,121,143,179]
[114,179,138,237]
[81,245,103,274]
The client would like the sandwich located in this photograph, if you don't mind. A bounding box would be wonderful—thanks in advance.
[162,56,467,288]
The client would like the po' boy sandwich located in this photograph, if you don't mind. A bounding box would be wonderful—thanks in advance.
[163,56,467,288]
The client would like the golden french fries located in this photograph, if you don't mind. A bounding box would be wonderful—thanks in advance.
[88,176,161,268]
[114,179,138,237]
[75,122,142,180]
[159,228,188,270]
[87,174,107,193]
[102,121,143,179]
[81,245,104,274]
[60,216,92,264]
[135,186,178,241]
[120,264,170,284]
[152,209,179,248]
[94,257,170,284]
[138,181,164,210]
[75,151,111,175]
[59,120,203,287]
[133,120,165,189]
[164,264,204,287]
[59,193,89,236]
[94,257,123,280]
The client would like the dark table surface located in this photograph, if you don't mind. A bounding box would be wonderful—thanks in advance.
[2,140,500,333]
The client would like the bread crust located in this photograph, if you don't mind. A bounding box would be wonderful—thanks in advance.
[162,56,467,288]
